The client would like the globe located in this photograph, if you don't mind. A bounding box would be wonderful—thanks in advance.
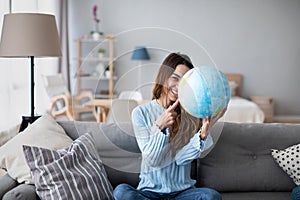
[178,66,230,118]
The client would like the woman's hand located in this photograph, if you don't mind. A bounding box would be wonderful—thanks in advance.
[155,100,179,131]
[200,107,227,140]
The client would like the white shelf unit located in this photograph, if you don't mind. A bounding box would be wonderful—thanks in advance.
[76,35,115,99]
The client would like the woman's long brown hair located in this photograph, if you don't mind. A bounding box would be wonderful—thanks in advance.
[152,53,201,158]
[168,108,202,158]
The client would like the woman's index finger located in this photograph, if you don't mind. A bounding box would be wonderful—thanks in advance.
[167,99,179,111]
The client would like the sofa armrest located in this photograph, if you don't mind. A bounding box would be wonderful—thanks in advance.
[0,174,17,199]
[2,184,40,200]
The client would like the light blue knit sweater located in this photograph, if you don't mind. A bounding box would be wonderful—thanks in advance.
[132,100,213,193]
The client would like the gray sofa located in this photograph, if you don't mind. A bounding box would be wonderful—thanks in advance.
[1,121,299,200]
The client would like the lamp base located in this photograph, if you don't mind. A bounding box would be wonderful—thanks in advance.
[19,115,41,132]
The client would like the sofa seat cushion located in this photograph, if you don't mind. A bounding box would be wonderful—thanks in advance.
[23,133,113,200]
[221,192,291,200]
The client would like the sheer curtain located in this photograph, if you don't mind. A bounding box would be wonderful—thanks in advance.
[58,0,70,92]
[0,0,63,131]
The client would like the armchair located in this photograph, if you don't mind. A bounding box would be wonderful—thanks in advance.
[43,74,96,121]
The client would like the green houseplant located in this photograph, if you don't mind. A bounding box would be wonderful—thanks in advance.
[98,48,106,58]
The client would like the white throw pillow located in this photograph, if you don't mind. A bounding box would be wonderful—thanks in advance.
[0,114,73,184]
[271,143,300,185]
[0,123,20,147]
[0,168,6,177]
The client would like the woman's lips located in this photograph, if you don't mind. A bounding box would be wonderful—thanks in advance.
[171,88,178,99]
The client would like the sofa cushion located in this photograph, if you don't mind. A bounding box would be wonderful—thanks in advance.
[198,122,298,192]
[271,143,300,185]
[57,121,141,188]
[23,133,113,200]
[0,169,6,177]
[56,120,223,188]
[0,174,18,199]
[221,192,291,200]
[0,114,73,184]
[2,183,39,200]
[0,123,20,147]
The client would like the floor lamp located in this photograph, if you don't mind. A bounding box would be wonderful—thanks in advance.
[0,13,62,132]
[131,46,150,91]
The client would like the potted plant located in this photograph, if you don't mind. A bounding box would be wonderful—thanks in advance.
[98,48,105,58]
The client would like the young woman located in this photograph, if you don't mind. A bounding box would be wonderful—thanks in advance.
[114,53,225,200]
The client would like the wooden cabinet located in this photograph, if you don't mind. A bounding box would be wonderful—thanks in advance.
[250,96,274,122]
[273,115,300,124]
[76,35,115,99]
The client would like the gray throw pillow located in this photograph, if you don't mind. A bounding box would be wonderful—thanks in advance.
[23,133,113,200]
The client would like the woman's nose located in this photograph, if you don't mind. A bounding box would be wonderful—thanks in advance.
[174,82,179,89]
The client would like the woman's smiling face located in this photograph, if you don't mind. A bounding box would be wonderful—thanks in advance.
[166,64,190,102]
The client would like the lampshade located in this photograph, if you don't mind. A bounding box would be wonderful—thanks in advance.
[0,13,62,57]
[131,46,150,60]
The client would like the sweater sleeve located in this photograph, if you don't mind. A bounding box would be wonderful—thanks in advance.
[132,106,170,167]
[175,132,213,166]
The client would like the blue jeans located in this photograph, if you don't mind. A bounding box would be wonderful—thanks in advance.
[113,184,222,200]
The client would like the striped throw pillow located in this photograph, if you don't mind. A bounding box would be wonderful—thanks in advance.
[23,133,113,200]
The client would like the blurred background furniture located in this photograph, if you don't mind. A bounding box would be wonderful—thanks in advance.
[220,73,265,123]
[84,98,149,122]
[106,99,139,123]
[118,90,143,101]
[131,46,150,92]
[250,96,274,123]
[43,74,96,121]
[273,115,300,124]
[75,35,115,99]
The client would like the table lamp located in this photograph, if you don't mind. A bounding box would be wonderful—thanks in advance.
[131,46,150,90]
[0,13,62,132]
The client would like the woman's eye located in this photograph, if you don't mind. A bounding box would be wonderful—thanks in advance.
[171,76,179,81]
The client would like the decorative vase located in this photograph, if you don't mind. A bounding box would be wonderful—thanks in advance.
[96,63,105,76]
[105,70,110,78]
[98,53,104,58]
[92,32,101,40]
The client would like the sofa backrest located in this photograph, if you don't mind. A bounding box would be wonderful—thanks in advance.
[57,121,141,188]
[198,122,300,192]
[58,121,300,192]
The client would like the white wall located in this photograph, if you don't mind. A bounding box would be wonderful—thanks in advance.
[69,0,300,115]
